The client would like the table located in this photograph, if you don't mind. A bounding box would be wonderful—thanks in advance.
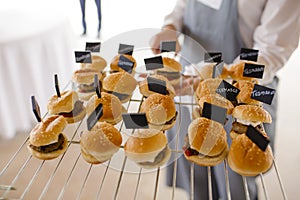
[0,10,75,139]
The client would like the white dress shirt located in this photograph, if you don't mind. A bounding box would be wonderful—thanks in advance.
[163,0,300,84]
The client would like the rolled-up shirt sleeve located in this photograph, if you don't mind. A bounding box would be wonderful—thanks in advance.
[253,0,300,84]
[163,0,187,32]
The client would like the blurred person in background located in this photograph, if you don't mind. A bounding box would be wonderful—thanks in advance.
[79,0,102,38]
[150,0,300,199]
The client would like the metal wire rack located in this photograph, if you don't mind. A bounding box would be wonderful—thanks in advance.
[0,77,288,200]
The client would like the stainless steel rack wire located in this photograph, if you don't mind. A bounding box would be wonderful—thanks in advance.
[0,77,288,200]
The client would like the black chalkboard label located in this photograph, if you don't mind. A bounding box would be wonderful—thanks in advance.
[204,52,222,63]
[243,63,265,79]
[212,61,224,78]
[216,80,240,101]
[118,55,134,73]
[94,74,101,98]
[75,51,92,63]
[54,74,61,98]
[251,84,276,105]
[118,43,134,55]
[202,102,227,124]
[85,42,101,52]
[147,77,167,95]
[87,103,103,130]
[240,48,259,62]
[246,125,270,151]
[31,96,42,122]
[144,56,164,70]
[122,113,149,129]
[160,41,176,52]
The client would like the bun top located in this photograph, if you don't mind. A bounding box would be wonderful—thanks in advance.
[140,93,176,125]
[72,68,102,84]
[47,90,79,114]
[103,72,137,94]
[85,92,123,121]
[160,57,182,72]
[198,63,230,80]
[233,81,262,105]
[195,78,222,100]
[110,54,137,72]
[80,122,122,153]
[124,130,167,154]
[81,55,107,71]
[198,94,234,114]
[228,61,258,82]
[138,74,175,98]
[232,105,272,123]
[188,117,227,156]
[228,133,273,176]
[29,115,67,146]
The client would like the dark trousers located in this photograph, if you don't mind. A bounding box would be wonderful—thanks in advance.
[79,0,102,33]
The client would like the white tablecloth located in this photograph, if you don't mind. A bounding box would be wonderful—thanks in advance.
[0,10,75,139]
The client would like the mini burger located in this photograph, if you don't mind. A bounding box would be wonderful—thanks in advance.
[85,92,123,125]
[194,78,223,103]
[230,105,272,139]
[228,61,258,83]
[228,133,273,176]
[156,57,182,85]
[81,55,107,72]
[139,74,176,98]
[110,54,137,74]
[102,71,137,103]
[47,90,86,124]
[233,80,262,106]
[183,117,228,166]
[27,115,68,160]
[72,68,102,101]
[80,122,122,164]
[198,94,234,115]
[140,93,177,131]
[124,129,171,169]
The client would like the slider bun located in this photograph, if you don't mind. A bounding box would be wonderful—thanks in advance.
[103,71,137,95]
[139,74,176,98]
[198,63,230,80]
[80,122,122,164]
[188,117,227,157]
[232,105,272,123]
[81,55,107,71]
[228,61,258,82]
[233,81,262,106]
[140,93,176,130]
[47,91,79,114]
[228,133,273,176]
[86,92,123,125]
[198,94,234,115]
[72,68,102,84]
[159,57,182,72]
[110,54,137,73]
[64,107,86,124]
[195,78,223,102]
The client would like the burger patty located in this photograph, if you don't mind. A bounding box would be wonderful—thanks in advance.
[59,101,84,118]
[107,91,129,101]
[231,121,264,134]
[78,83,94,93]
[157,71,180,81]
[30,134,65,153]
[138,146,168,166]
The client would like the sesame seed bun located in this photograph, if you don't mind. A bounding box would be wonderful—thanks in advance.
[232,105,272,123]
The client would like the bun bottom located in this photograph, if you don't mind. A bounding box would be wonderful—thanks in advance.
[81,148,107,164]
[148,117,177,131]
[78,91,95,101]
[135,147,171,169]
[64,107,86,124]
[99,114,122,125]
[27,134,68,160]
[183,146,228,166]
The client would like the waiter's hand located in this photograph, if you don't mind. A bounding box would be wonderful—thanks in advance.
[150,25,181,55]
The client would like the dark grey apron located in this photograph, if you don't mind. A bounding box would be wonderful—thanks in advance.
[166,0,278,199]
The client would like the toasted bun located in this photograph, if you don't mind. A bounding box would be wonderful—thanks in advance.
[228,133,273,176]
[195,78,223,102]
[81,55,107,71]
[110,54,137,73]
[232,105,272,123]
[140,93,176,130]
[233,81,262,105]
[47,91,79,114]
[188,117,227,156]
[72,68,102,85]
[80,122,122,164]
[86,93,123,125]
[228,61,258,82]
[198,63,230,80]
[138,74,176,98]
[160,57,182,72]
[64,107,86,124]
[198,94,234,115]
[103,72,137,95]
